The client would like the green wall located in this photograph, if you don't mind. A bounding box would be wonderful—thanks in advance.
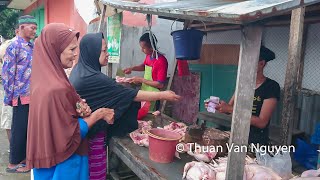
[189,64,238,112]
[31,7,45,36]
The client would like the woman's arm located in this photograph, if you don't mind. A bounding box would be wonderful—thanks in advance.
[134,90,180,102]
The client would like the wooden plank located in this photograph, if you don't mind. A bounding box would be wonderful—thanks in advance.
[190,44,240,65]
[281,7,305,145]
[98,5,107,32]
[293,24,309,129]
[225,25,262,180]
[98,5,109,75]
[160,59,177,114]
[198,111,232,127]
[171,73,201,124]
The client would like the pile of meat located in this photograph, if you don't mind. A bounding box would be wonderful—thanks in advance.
[291,168,320,179]
[183,156,282,180]
[115,76,133,83]
[163,122,187,140]
[129,121,187,149]
[130,121,219,162]
[129,120,152,147]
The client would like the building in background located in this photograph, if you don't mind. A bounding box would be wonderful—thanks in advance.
[7,0,88,37]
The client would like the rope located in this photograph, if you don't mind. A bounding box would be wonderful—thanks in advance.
[146,14,160,59]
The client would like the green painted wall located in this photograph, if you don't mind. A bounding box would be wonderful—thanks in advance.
[189,64,238,112]
[31,7,45,36]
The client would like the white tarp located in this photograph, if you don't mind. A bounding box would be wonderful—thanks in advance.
[74,0,98,25]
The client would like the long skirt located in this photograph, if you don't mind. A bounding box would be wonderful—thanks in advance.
[89,131,107,180]
[10,98,29,164]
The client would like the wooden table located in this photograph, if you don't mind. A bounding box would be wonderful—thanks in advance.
[198,111,232,127]
[197,111,304,144]
[109,137,192,180]
[108,114,193,180]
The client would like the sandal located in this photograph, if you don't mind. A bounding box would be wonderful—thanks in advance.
[6,164,30,173]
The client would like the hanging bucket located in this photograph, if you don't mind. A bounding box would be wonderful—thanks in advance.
[171,20,206,60]
[145,128,182,163]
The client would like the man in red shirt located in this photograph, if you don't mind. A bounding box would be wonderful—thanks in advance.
[123,33,168,110]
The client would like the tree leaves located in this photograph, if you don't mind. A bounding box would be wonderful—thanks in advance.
[0,8,21,39]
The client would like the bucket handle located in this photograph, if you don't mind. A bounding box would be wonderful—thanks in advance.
[171,19,207,32]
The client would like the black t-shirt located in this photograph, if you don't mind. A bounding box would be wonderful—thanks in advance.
[249,78,280,145]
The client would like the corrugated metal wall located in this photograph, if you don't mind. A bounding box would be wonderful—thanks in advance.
[270,91,320,135]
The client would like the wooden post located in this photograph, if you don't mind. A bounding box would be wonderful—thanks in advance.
[280,7,305,145]
[160,59,177,113]
[225,25,262,180]
[293,24,308,130]
[98,5,109,75]
[98,5,107,32]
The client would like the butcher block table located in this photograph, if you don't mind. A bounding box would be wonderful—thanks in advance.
[109,114,193,180]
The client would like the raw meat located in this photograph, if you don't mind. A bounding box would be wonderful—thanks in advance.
[163,122,187,138]
[129,120,152,147]
[210,156,281,180]
[301,169,320,178]
[152,110,161,116]
[183,161,216,180]
[187,147,217,163]
[115,76,133,83]
[245,164,282,180]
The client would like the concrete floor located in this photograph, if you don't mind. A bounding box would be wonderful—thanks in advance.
[0,85,30,180]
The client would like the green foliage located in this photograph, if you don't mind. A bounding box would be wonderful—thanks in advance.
[0,8,21,39]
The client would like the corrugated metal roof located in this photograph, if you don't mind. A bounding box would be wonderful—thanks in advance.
[7,0,36,9]
[101,0,320,24]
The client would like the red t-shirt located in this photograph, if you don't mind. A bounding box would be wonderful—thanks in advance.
[143,54,168,83]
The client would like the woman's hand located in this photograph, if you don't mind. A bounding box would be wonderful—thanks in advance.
[160,91,181,101]
[215,101,232,114]
[76,99,92,117]
[94,108,115,124]
[84,108,115,128]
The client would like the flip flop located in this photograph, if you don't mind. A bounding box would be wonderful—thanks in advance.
[6,164,30,173]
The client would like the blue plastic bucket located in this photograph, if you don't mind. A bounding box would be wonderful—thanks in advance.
[171,29,205,60]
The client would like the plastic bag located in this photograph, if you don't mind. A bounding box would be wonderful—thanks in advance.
[256,150,292,179]
[294,138,318,170]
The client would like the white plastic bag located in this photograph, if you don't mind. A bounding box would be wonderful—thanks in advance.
[256,150,292,179]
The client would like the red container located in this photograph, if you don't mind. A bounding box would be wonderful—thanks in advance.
[146,128,182,163]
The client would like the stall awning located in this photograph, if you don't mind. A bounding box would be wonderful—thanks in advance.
[7,0,36,9]
[101,0,320,24]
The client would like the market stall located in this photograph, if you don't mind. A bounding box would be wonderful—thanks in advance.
[97,0,320,179]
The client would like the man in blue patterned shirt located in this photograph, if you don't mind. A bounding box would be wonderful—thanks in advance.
[2,15,37,173]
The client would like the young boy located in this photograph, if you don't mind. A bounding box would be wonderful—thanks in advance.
[123,33,168,110]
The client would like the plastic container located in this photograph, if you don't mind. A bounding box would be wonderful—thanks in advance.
[171,29,205,60]
[146,128,182,163]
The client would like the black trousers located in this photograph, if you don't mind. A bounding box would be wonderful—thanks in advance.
[9,98,29,164]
